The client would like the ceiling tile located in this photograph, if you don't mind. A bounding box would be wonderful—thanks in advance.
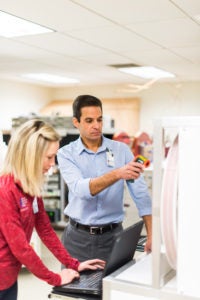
[172,46,200,63]
[72,0,185,23]
[67,25,160,52]
[127,18,200,48]
[172,0,200,17]
[0,0,199,86]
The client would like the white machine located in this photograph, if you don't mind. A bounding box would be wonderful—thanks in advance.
[103,116,200,300]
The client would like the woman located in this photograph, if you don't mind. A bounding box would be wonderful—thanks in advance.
[0,119,105,300]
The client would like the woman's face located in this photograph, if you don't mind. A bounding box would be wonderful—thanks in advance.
[42,141,59,174]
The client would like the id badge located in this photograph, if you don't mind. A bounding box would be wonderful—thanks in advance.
[106,148,115,167]
[32,197,39,214]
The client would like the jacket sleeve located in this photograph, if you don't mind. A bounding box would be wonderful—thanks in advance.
[0,189,74,286]
[35,198,80,270]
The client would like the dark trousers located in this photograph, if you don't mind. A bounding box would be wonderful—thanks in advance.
[62,222,123,262]
[0,281,18,300]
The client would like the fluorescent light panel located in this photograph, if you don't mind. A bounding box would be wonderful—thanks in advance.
[22,73,80,84]
[0,10,54,37]
[119,66,175,79]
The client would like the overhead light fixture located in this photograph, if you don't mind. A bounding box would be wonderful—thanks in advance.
[22,73,80,84]
[0,10,54,37]
[118,66,175,79]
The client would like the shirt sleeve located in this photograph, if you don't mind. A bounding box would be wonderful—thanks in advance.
[127,175,152,217]
[57,146,93,200]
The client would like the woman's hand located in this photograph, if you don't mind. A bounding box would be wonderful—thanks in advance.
[59,259,105,284]
[78,259,106,272]
[59,268,80,285]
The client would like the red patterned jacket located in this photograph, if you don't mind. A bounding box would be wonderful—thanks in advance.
[0,174,79,290]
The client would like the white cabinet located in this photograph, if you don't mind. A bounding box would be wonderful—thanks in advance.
[103,116,200,300]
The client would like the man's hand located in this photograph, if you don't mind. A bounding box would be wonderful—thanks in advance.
[142,215,152,253]
[144,236,152,253]
[120,160,144,181]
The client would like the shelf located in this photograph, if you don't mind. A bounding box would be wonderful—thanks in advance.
[43,166,61,223]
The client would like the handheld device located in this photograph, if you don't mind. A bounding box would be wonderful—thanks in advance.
[134,154,150,168]
[128,154,150,183]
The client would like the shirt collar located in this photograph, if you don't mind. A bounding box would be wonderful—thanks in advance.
[77,136,108,154]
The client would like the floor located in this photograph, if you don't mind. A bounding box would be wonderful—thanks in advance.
[18,186,143,300]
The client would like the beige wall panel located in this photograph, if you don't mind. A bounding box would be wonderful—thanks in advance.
[40,97,140,137]
[102,98,140,136]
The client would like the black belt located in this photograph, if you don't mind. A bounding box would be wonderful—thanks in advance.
[69,218,121,235]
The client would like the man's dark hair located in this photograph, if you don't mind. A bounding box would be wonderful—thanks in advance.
[73,95,103,122]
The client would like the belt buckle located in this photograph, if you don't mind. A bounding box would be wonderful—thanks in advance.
[90,226,100,235]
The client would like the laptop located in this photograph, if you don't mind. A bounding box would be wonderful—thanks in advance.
[52,220,144,297]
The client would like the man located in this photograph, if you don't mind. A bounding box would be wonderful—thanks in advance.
[57,95,152,262]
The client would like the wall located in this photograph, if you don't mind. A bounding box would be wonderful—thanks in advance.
[40,97,140,136]
[51,81,200,138]
[1,79,200,139]
[139,81,200,136]
[0,79,52,130]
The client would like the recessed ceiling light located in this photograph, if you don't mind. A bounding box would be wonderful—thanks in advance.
[118,66,175,79]
[22,73,80,84]
[0,10,54,37]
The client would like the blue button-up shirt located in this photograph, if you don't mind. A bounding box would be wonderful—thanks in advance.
[57,136,152,225]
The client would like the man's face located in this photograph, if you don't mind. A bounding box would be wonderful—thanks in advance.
[73,106,103,141]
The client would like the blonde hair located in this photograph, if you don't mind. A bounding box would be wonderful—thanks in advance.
[1,119,60,197]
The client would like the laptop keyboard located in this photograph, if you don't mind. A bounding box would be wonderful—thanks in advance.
[64,269,103,289]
